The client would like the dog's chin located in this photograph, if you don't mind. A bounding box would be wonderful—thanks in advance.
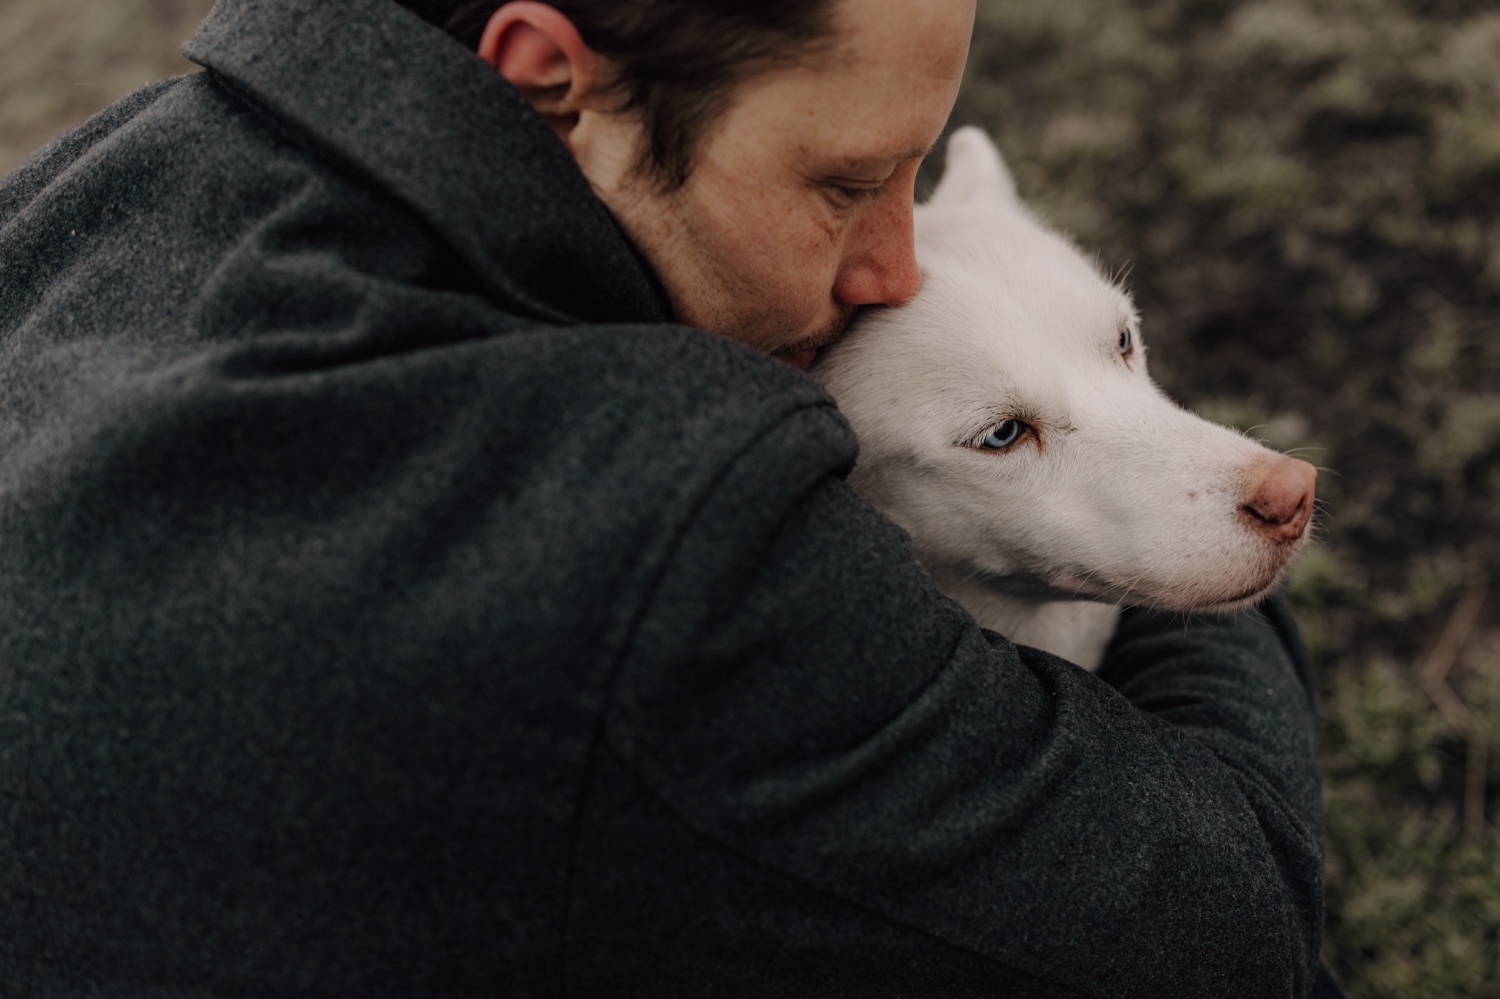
[999,544,1299,613]
[939,534,1306,613]
[1060,566,1290,616]
[1153,577,1283,615]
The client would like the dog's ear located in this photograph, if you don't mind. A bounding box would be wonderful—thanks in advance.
[928,127,1018,208]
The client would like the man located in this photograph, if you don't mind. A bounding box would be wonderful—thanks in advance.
[0,0,1338,995]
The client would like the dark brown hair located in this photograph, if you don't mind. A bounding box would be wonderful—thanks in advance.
[398,0,838,190]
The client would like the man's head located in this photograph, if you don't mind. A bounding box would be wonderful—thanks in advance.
[401,0,975,366]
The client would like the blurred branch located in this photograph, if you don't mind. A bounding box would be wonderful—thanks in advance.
[1419,588,1487,839]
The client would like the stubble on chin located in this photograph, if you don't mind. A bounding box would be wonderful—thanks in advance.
[683,296,862,364]
[769,303,861,360]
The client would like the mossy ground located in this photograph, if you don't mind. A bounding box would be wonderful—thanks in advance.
[5,0,1498,993]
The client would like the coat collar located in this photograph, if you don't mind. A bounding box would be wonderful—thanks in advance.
[183,0,671,326]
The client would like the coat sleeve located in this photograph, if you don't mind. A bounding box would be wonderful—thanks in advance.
[579,405,1325,999]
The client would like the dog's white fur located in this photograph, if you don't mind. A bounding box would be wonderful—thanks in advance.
[812,128,1313,670]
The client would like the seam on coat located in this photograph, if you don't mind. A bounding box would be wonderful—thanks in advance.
[556,396,845,998]
[595,731,1129,999]
[596,737,1091,997]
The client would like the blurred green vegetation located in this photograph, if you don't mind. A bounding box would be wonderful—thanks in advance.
[954,0,1500,993]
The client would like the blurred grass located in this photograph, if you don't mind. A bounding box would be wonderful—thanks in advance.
[5,0,1500,994]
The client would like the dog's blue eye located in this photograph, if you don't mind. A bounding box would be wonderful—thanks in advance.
[981,420,1025,450]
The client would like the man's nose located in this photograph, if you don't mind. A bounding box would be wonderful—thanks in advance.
[832,192,922,309]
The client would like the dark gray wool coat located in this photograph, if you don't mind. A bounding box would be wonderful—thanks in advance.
[0,0,1343,996]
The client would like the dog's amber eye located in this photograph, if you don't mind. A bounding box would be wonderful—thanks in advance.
[981,420,1025,450]
[1118,323,1134,357]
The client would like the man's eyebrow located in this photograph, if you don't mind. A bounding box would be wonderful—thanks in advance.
[880,145,934,162]
[828,146,934,171]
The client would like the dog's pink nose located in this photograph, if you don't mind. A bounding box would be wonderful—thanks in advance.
[1242,457,1317,541]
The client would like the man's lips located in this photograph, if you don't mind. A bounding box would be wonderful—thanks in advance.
[772,306,860,370]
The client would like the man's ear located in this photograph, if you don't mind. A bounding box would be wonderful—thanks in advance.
[928,127,1019,209]
[478,2,605,143]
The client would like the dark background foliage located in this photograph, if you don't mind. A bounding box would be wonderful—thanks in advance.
[3,0,1498,993]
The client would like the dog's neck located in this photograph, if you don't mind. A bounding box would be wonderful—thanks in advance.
[932,574,1120,672]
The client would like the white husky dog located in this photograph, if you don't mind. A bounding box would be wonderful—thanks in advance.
[811,128,1316,671]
